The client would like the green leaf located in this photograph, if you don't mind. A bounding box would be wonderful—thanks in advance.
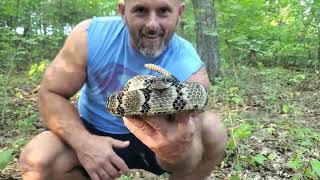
[235,163,243,172]
[287,160,302,170]
[282,104,289,114]
[311,159,320,176]
[0,148,14,170]
[266,127,275,134]
[230,174,241,180]
[234,123,253,139]
[231,95,243,104]
[268,152,277,161]
[28,64,38,76]
[253,154,267,165]
[300,139,311,146]
[249,26,262,31]
[38,60,50,72]
[305,166,318,179]
[292,174,303,180]
[227,139,236,150]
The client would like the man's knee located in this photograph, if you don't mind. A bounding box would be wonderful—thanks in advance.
[19,131,84,180]
[202,111,227,140]
[19,141,52,179]
[19,131,67,179]
[201,111,227,159]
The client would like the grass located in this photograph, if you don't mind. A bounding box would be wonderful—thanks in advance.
[0,65,319,179]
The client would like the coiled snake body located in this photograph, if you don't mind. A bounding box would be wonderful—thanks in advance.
[106,64,208,117]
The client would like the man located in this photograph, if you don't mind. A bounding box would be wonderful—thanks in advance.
[19,0,227,179]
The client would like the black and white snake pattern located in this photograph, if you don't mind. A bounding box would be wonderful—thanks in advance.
[106,64,208,117]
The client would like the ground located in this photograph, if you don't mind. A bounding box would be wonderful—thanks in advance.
[0,66,319,180]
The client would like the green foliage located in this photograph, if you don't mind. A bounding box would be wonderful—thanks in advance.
[287,152,304,170]
[311,159,320,177]
[28,60,50,82]
[0,26,62,71]
[0,148,14,170]
[15,118,35,133]
[216,0,320,68]
[253,154,267,165]
[214,65,320,179]
[0,138,28,171]
[1,0,320,71]
[267,152,277,161]
[289,74,306,85]
[233,123,252,139]
[230,174,241,180]
[0,0,120,73]
[226,121,253,151]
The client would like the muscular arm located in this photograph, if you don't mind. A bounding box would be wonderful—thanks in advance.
[186,66,210,89]
[154,66,210,173]
[38,19,91,150]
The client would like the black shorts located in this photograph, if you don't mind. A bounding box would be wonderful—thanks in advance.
[81,119,167,176]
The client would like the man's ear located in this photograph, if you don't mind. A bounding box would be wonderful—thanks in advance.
[118,2,126,19]
[178,3,185,18]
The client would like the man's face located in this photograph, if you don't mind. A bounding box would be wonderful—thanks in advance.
[119,0,185,58]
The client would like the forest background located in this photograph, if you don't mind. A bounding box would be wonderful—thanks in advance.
[0,0,319,179]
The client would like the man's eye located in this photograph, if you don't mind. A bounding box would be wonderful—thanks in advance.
[159,8,170,16]
[134,7,146,14]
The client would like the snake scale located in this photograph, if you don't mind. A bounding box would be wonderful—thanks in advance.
[106,64,208,117]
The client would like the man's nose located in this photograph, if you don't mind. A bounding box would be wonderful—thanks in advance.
[146,12,160,30]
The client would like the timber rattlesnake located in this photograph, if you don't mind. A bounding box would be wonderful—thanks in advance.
[106,64,208,117]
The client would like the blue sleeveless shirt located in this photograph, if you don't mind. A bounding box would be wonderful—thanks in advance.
[78,17,204,134]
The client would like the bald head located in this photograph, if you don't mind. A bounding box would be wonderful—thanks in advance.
[118,0,185,57]
[123,0,183,3]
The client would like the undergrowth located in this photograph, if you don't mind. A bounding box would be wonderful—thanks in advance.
[209,66,320,179]
[0,65,320,179]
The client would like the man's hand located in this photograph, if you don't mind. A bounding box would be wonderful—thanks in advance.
[123,113,199,164]
[75,135,130,180]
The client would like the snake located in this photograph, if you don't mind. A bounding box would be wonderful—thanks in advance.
[106,64,208,117]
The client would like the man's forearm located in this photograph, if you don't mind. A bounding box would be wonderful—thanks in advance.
[39,90,91,150]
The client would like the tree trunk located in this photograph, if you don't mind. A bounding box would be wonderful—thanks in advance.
[59,0,64,35]
[191,0,220,81]
[318,27,320,63]
[16,0,20,23]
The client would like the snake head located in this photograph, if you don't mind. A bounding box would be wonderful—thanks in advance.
[106,91,125,117]
[144,77,177,90]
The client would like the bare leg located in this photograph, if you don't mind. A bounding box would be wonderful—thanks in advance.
[169,112,227,180]
[19,131,88,180]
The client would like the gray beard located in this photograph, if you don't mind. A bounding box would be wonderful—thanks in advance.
[137,41,167,58]
[129,33,167,58]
